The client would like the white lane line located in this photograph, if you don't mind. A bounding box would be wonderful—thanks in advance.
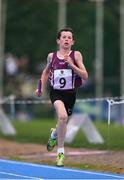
[0,159,123,179]
[0,171,44,180]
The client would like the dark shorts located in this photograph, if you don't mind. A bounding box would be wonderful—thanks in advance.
[50,88,76,116]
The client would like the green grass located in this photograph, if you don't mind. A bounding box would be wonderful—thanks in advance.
[0,119,124,174]
[0,119,124,150]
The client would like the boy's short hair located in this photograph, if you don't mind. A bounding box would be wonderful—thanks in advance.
[57,27,74,40]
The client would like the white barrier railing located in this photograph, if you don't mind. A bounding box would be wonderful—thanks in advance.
[1,95,124,125]
[0,94,124,104]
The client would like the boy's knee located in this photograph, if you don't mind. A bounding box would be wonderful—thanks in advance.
[58,113,68,124]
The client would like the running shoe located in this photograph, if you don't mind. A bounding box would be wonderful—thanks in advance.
[47,128,56,151]
[56,153,64,167]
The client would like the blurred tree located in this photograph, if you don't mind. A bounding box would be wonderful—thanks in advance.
[104,0,119,95]
[4,0,120,96]
[5,0,58,74]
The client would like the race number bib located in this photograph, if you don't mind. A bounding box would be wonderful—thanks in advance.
[53,69,73,90]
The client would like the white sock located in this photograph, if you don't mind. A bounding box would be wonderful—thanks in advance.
[51,129,57,139]
[57,148,64,154]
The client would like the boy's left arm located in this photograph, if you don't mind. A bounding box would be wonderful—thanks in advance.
[64,51,88,80]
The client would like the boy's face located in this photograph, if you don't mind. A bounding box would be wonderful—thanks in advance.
[57,31,74,49]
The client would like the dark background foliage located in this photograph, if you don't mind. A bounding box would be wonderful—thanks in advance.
[4,0,120,96]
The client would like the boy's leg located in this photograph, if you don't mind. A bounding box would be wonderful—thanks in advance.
[54,100,68,149]
[54,100,68,166]
[47,99,68,154]
[47,128,57,151]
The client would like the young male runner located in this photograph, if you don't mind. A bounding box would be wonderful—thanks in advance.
[36,27,88,166]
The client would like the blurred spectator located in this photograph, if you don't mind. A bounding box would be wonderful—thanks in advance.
[3,53,35,121]
[4,53,19,95]
[4,53,18,77]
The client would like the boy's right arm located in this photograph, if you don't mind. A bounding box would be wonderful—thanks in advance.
[35,53,53,97]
